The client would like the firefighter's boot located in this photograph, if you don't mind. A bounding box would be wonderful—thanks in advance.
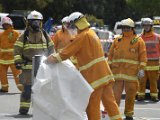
[0,86,8,93]
[19,107,29,115]
[125,116,134,120]
[137,95,145,101]
[151,97,159,102]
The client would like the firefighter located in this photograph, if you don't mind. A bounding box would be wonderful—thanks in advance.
[137,18,160,102]
[53,16,78,67]
[53,16,72,52]
[0,16,23,92]
[108,18,147,120]
[14,10,54,115]
[46,12,122,120]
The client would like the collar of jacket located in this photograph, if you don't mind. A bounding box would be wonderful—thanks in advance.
[143,31,154,37]
[3,28,13,33]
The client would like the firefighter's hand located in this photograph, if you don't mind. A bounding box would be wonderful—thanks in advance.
[137,69,145,78]
[15,63,22,70]
[44,54,58,64]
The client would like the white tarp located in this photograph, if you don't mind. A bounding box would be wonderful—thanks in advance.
[32,60,93,120]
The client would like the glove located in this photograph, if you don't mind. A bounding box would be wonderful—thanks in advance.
[137,69,145,78]
[15,63,22,70]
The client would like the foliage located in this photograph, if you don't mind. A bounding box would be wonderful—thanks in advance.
[1,0,160,30]
[86,14,104,27]
[126,0,160,20]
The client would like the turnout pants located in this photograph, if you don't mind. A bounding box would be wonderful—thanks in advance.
[112,80,138,117]
[19,70,32,114]
[102,82,122,120]
[138,60,159,99]
[0,64,21,91]
[138,70,159,99]
[87,82,122,120]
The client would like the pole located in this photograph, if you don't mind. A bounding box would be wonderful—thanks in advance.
[32,55,42,84]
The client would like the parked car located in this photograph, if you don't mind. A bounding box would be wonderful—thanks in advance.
[113,21,122,35]
[7,13,26,34]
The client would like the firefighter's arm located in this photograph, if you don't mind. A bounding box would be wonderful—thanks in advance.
[46,34,83,64]
[52,31,59,52]
[14,34,24,68]
[108,39,116,65]
[138,37,147,70]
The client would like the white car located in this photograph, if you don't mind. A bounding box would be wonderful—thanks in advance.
[113,21,122,35]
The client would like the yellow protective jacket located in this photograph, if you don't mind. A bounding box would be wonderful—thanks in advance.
[53,29,73,52]
[54,28,114,89]
[14,29,54,70]
[108,31,147,81]
[0,28,19,64]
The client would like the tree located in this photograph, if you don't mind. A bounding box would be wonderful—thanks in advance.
[103,0,128,29]
[126,0,160,20]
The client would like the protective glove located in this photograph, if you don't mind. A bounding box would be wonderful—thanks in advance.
[15,63,22,70]
[137,69,145,79]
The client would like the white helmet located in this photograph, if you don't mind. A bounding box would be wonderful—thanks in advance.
[2,16,13,26]
[141,18,153,25]
[27,10,43,20]
[68,12,84,23]
[61,16,69,23]
[121,18,135,27]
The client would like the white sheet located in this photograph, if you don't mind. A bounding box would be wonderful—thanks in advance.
[32,60,93,120]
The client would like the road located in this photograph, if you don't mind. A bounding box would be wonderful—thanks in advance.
[0,73,160,120]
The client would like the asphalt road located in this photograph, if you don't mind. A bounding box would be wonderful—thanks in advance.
[0,73,160,120]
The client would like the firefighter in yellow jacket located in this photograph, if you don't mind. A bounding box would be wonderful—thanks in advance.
[53,16,73,52]
[53,16,78,67]
[0,16,23,92]
[137,18,160,102]
[14,10,54,115]
[46,12,122,120]
[108,18,147,120]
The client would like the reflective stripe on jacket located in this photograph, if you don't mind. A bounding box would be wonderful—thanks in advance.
[14,30,54,69]
[108,31,147,81]
[141,32,160,60]
[54,28,114,89]
[0,28,19,64]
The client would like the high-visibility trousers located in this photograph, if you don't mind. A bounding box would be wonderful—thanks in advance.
[19,85,31,113]
[138,70,159,99]
[86,85,103,120]
[19,70,32,113]
[113,80,138,117]
[102,82,122,120]
[0,64,21,91]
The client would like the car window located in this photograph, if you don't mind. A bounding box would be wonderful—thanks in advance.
[9,16,26,30]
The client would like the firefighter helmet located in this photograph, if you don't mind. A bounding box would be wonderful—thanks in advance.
[68,12,84,23]
[2,16,13,26]
[68,12,90,30]
[61,16,69,23]
[27,10,43,20]
[121,18,135,27]
[141,18,153,25]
